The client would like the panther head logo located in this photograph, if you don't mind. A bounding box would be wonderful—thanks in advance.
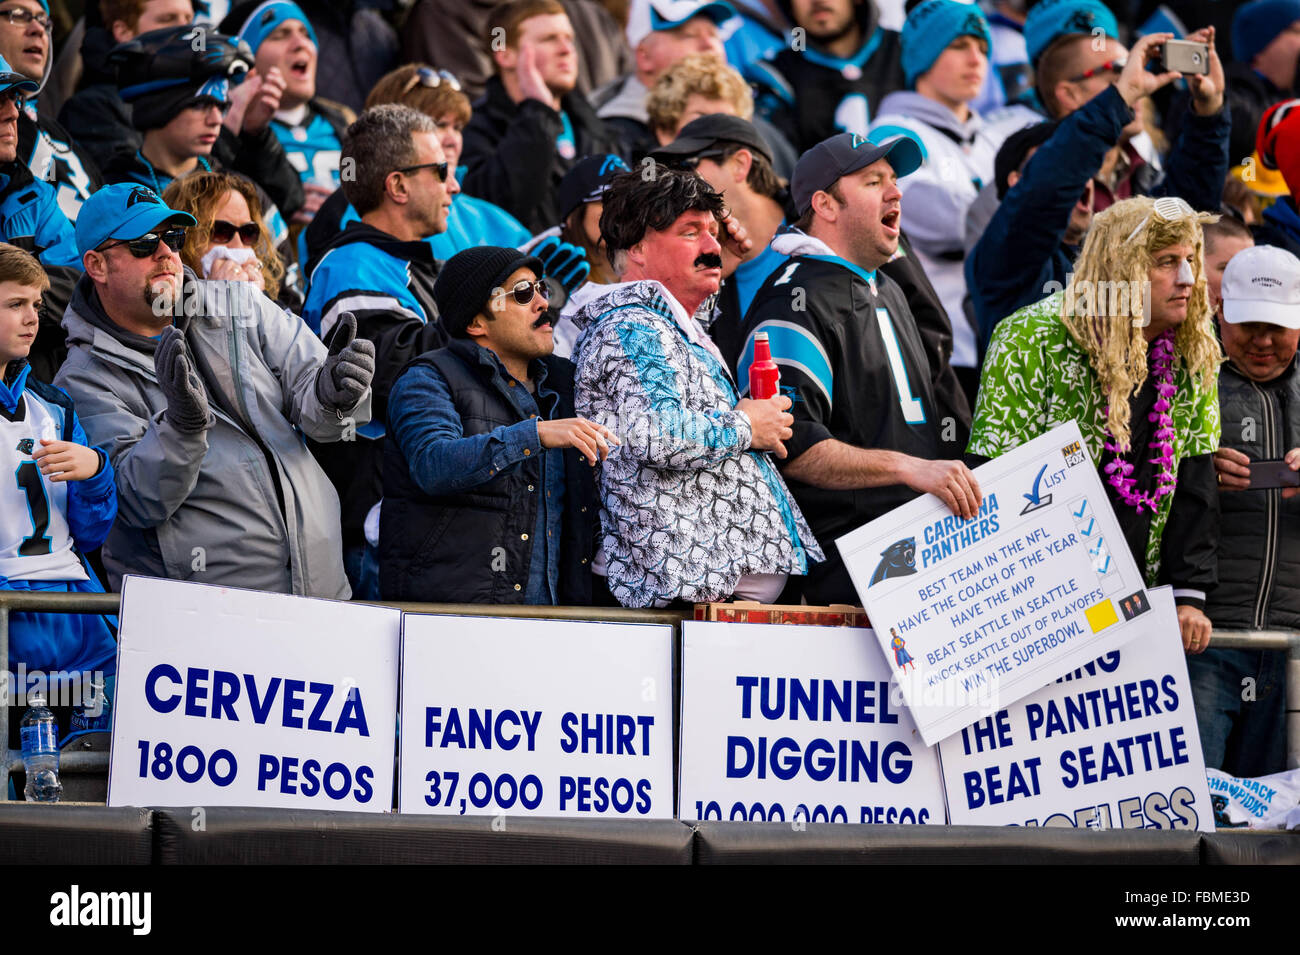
[870,537,917,585]
[15,437,33,455]
[126,186,159,207]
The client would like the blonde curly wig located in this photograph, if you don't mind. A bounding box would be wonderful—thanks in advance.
[1059,195,1222,450]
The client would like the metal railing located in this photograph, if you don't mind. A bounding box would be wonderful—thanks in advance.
[2,590,1297,802]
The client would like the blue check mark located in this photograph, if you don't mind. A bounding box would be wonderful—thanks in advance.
[1080,517,1096,537]
[1090,540,1103,556]
[1097,555,1111,573]
[1073,500,1088,519]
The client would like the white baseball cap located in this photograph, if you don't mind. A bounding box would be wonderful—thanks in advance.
[625,0,736,51]
[1221,244,1300,329]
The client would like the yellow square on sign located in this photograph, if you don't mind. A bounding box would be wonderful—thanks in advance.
[1085,599,1119,632]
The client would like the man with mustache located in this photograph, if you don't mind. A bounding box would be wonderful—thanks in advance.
[53,182,375,598]
[569,165,822,608]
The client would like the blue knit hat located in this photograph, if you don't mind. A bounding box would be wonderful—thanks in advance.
[902,1,992,89]
[1233,0,1300,64]
[1023,0,1119,66]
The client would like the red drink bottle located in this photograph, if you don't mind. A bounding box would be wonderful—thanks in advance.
[749,331,780,400]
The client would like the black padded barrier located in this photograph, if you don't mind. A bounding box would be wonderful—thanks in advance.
[152,807,695,864]
[692,822,1205,865]
[1201,830,1300,865]
[0,804,153,864]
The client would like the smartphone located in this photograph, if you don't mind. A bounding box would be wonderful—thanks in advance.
[1248,459,1300,489]
[1160,40,1210,75]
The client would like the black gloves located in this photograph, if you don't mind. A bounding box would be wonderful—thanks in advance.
[154,326,211,433]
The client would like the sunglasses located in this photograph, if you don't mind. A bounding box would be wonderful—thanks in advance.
[509,278,549,306]
[1124,196,1196,244]
[210,219,260,244]
[400,67,461,96]
[677,148,730,170]
[100,229,187,258]
[395,160,449,182]
[1068,58,1127,83]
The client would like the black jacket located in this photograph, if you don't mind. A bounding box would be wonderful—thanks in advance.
[460,75,619,233]
[58,24,141,174]
[1206,357,1300,630]
[304,221,445,547]
[18,110,103,223]
[379,339,596,604]
[752,0,904,153]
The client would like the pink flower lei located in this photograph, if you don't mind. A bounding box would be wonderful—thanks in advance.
[1102,329,1178,513]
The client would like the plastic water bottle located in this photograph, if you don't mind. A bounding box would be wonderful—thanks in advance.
[20,692,63,803]
[69,677,112,736]
[749,331,780,400]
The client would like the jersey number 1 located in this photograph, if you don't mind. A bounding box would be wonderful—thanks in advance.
[15,462,52,556]
[876,308,926,424]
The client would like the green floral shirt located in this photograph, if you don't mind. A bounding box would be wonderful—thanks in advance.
[968,292,1221,583]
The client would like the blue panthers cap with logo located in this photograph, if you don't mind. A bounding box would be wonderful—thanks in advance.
[75,183,198,257]
[1023,0,1120,66]
[0,52,39,98]
[791,131,925,216]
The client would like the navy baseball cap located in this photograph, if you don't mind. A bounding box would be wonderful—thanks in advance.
[0,52,39,98]
[650,114,774,166]
[558,154,630,220]
[791,132,925,216]
[76,183,197,256]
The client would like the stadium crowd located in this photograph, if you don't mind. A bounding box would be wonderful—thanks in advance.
[3,0,1300,780]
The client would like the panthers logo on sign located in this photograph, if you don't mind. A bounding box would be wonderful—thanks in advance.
[869,537,917,586]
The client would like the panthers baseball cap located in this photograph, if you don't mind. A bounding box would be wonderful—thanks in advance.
[76,183,197,256]
[625,0,735,51]
[0,52,39,98]
[558,154,630,220]
[791,131,925,216]
[1221,245,1300,329]
[650,114,774,166]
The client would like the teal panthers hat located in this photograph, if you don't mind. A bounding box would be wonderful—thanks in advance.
[75,183,197,257]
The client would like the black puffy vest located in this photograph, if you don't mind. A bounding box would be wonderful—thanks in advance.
[379,339,596,605]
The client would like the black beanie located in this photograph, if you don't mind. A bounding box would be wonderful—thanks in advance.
[434,246,545,338]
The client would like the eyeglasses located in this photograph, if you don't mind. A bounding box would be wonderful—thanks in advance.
[395,161,449,182]
[677,148,730,170]
[1068,58,1127,83]
[0,7,52,30]
[210,220,260,244]
[509,278,549,306]
[400,67,461,96]
[99,229,187,258]
[1124,196,1196,244]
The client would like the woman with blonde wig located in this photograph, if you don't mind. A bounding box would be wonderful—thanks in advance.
[969,195,1223,655]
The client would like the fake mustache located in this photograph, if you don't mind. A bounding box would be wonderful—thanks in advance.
[694,253,723,270]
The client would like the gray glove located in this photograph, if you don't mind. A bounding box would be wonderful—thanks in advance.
[316,311,375,411]
[154,326,211,433]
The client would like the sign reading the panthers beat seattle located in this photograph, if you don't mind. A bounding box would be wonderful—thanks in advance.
[937,588,1214,831]
[838,422,1148,745]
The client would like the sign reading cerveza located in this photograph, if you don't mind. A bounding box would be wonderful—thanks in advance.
[938,587,1213,830]
[678,622,946,824]
[398,615,674,818]
[108,577,401,810]
[838,421,1149,745]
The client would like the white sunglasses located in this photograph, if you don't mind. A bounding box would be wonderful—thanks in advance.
[1124,196,1196,244]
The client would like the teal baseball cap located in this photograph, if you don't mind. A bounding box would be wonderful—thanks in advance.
[0,52,39,98]
[76,183,197,257]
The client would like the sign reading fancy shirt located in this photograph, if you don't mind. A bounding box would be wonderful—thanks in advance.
[678,622,946,824]
[938,588,1213,830]
[398,615,674,818]
[838,422,1150,745]
[108,577,401,811]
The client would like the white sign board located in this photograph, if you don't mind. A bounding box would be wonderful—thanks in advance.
[838,421,1149,745]
[398,615,674,818]
[108,576,401,811]
[937,588,1214,831]
[678,622,946,825]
